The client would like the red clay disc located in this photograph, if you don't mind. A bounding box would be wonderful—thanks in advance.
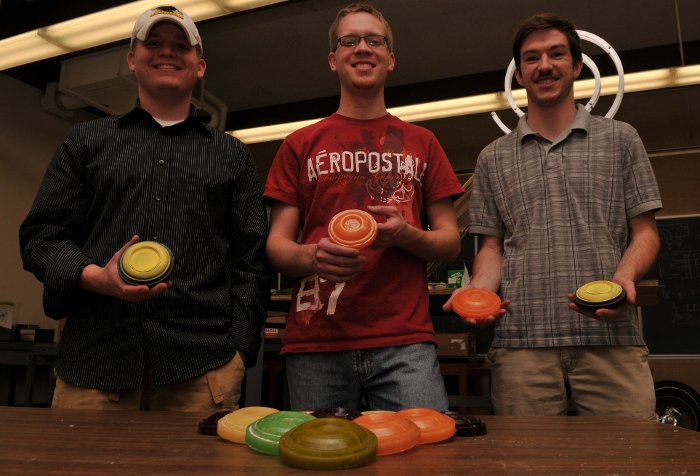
[328,209,377,249]
[452,288,502,321]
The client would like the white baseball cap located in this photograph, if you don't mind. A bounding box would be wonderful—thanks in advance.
[131,5,202,54]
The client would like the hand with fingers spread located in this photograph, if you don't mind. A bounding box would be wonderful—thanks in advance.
[567,277,635,321]
[443,286,510,328]
[79,235,172,302]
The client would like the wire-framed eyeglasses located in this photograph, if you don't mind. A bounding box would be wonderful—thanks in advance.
[336,35,388,48]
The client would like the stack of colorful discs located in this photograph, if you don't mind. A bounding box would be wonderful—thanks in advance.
[354,412,421,455]
[452,288,502,321]
[118,241,173,286]
[245,411,315,455]
[328,209,377,249]
[216,406,279,443]
[279,418,377,470]
[395,408,456,444]
[573,280,627,310]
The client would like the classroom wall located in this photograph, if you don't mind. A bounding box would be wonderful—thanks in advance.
[0,74,96,331]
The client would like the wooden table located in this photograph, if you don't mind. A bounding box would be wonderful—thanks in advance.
[0,407,697,475]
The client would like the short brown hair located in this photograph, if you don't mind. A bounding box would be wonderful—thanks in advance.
[512,12,581,70]
[328,3,393,52]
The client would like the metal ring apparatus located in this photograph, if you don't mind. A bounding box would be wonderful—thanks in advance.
[490,30,625,134]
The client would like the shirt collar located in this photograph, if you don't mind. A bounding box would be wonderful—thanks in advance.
[517,104,591,143]
[117,103,213,137]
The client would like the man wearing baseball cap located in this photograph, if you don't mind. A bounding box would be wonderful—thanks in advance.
[131,5,203,54]
[20,5,269,412]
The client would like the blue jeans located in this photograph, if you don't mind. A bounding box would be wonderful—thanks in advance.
[285,342,448,412]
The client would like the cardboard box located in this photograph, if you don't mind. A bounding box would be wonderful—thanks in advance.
[0,302,17,330]
[265,312,286,342]
[265,326,285,341]
[436,333,476,357]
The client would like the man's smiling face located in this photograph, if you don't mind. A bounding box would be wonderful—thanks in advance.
[328,12,395,93]
[127,22,205,97]
[515,28,583,109]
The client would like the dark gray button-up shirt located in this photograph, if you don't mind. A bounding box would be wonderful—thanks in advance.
[20,106,270,388]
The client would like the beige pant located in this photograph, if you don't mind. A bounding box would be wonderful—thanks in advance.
[488,346,656,419]
[52,352,245,412]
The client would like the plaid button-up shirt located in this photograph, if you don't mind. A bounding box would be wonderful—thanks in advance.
[468,106,662,348]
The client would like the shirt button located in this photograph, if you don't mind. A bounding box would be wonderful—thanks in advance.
[158,160,165,165]
[155,196,161,201]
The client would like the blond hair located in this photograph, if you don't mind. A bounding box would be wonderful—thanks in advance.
[328,3,393,52]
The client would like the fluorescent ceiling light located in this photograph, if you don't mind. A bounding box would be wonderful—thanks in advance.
[0,0,286,71]
[3,1,698,145]
[230,64,700,144]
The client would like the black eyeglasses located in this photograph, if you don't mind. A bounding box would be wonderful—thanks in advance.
[336,35,387,48]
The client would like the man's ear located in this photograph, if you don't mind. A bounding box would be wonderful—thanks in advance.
[573,59,583,79]
[514,67,524,87]
[328,51,337,72]
[197,58,207,79]
[126,50,136,72]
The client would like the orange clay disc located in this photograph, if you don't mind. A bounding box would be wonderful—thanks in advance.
[452,288,502,321]
[395,408,456,444]
[354,412,421,456]
[328,209,377,249]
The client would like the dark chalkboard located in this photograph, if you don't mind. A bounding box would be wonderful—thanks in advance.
[642,216,700,354]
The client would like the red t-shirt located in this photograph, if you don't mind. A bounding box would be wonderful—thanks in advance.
[264,113,464,353]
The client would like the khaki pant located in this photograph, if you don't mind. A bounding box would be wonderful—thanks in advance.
[52,352,245,412]
[488,346,656,419]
